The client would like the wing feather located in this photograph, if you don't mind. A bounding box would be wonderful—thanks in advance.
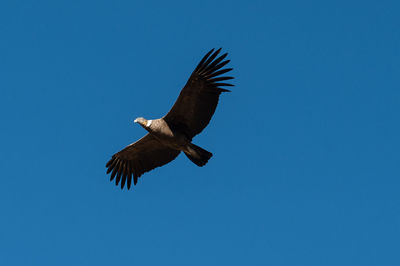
[110,161,119,181]
[120,164,127,189]
[206,68,233,78]
[209,76,234,82]
[202,53,228,73]
[126,166,132,190]
[194,49,215,71]
[198,48,221,73]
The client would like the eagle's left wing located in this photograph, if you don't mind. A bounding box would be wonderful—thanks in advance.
[106,134,180,190]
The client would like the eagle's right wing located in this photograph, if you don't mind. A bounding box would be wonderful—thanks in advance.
[106,134,180,190]
[163,48,234,139]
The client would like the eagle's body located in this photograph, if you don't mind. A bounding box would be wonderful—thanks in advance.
[138,118,189,151]
[106,48,234,189]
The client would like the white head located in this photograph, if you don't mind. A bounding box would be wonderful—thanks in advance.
[134,117,152,128]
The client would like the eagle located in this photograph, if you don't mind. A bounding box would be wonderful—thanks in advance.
[106,48,234,189]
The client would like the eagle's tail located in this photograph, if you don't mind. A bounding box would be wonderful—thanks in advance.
[184,143,213,167]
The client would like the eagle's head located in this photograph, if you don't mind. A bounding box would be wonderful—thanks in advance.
[134,117,152,128]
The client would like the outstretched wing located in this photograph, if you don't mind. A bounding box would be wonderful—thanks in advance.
[105,134,180,190]
[163,48,234,139]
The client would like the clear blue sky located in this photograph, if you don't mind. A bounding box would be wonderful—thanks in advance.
[1,0,399,265]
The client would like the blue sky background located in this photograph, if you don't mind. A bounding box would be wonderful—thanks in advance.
[1,0,399,265]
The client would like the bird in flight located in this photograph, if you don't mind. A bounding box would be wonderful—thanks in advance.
[106,48,234,189]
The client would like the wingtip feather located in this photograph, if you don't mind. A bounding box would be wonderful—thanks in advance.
[194,48,215,71]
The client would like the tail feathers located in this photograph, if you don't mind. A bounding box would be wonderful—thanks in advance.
[184,143,213,167]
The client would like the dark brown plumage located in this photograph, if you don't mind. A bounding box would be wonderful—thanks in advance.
[106,48,233,190]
